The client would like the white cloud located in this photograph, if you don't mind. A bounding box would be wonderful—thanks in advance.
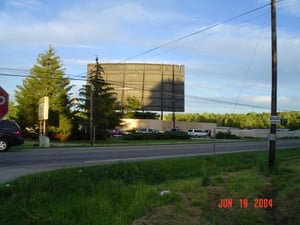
[257,0,300,17]
[5,0,41,8]
[281,0,300,17]
[1,0,299,113]
[0,1,183,47]
[64,58,93,66]
[249,95,270,104]
[7,0,205,48]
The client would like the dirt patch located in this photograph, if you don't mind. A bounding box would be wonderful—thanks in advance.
[132,194,208,225]
[131,184,225,225]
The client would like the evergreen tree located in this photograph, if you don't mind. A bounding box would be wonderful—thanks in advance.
[5,101,18,121]
[77,59,120,139]
[15,46,73,137]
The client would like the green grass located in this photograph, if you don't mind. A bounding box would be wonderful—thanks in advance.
[0,148,299,225]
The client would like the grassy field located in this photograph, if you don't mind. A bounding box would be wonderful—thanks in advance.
[0,148,299,225]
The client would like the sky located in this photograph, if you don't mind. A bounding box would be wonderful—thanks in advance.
[0,0,299,114]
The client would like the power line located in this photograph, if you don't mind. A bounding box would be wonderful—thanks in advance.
[122,2,271,61]
[0,73,86,81]
[1,72,298,111]
[233,12,269,112]
[0,2,275,79]
[0,67,29,72]
[186,94,269,110]
[2,1,294,112]
[0,67,86,80]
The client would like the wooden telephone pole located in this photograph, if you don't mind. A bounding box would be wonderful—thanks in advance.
[89,56,99,146]
[269,0,277,168]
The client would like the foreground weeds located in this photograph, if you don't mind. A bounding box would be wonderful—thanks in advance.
[0,148,299,225]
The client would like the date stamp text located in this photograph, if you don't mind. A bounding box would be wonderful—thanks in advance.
[218,198,273,209]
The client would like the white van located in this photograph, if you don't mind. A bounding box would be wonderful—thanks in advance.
[136,128,159,133]
[187,129,209,138]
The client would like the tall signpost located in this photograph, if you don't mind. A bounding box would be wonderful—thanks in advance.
[38,96,49,135]
[38,96,50,148]
[269,0,277,169]
[0,86,9,120]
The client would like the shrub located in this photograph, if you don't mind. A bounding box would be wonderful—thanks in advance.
[123,131,190,140]
[215,131,240,139]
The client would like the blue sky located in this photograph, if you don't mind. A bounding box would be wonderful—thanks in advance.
[0,0,299,114]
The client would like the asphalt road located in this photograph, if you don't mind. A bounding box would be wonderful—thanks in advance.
[0,139,299,183]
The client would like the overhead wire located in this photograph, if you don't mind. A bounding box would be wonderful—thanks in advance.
[1,0,295,111]
[233,10,269,113]
[0,71,280,110]
[0,2,274,80]
[121,2,271,62]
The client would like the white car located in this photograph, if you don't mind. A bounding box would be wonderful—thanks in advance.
[136,128,159,133]
[187,129,209,138]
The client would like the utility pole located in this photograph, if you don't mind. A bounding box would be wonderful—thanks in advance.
[172,64,176,129]
[269,0,277,168]
[89,82,94,146]
[160,65,164,120]
[89,56,99,146]
[89,67,94,146]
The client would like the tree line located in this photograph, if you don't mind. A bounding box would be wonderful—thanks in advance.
[5,46,300,141]
[165,111,300,130]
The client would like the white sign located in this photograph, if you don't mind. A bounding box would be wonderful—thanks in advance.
[270,116,281,125]
[38,96,49,120]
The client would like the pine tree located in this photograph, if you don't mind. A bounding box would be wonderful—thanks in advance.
[15,46,73,137]
[77,59,120,139]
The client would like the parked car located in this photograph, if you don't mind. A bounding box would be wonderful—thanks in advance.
[187,129,210,138]
[136,128,160,133]
[168,128,183,132]
[165,128,187,134]
[0,120,24,152]
[108,129,124,137]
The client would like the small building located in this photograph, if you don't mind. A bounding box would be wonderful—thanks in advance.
[118,118,217,132]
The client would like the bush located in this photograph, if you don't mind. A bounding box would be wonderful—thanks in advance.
[215,131,240,139]
[122,131,190,140]
[164,131,190,140]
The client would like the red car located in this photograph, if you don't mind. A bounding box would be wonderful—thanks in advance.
[109,129,124,137]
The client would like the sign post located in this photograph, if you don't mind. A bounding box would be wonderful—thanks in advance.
[38,96,49,135]
[38,96,50,148]
[0,86,9,120]
[270,116,281,125]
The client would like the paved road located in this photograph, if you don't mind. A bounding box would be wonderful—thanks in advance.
[0,139,299,183]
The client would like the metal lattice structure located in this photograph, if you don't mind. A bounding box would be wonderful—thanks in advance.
[87,63,185,112]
